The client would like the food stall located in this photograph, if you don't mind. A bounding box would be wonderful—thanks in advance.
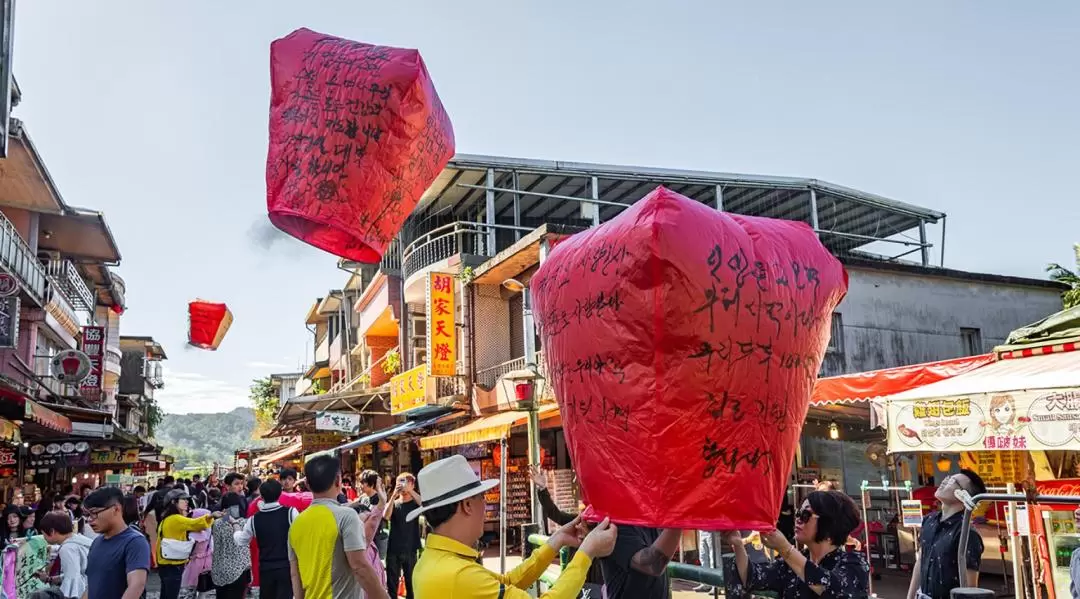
[877,306,1080,599]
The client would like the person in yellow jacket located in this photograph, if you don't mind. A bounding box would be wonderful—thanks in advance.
[156,489,221,599]
[408,455,619,599]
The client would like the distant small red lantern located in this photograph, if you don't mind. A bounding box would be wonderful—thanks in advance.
[265,28,455,263]
[188,300,233,351]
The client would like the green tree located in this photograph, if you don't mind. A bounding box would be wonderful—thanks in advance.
[250,377,279,428]
[1047,243,1080,309]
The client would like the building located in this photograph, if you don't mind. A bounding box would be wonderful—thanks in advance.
[117,336,167,440]
[0,87,169,495]
[267,154,1067,525]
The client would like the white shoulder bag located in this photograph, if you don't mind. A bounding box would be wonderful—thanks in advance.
[158,521,195,561]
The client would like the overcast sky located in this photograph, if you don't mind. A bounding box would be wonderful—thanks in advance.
[12,2,1079,414]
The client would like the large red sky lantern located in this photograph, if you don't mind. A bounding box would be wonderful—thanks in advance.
[265,28,455,263]
[188,300,233,351]
[531,187,849,530]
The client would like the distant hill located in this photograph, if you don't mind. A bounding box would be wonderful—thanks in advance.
[155,407,272,470]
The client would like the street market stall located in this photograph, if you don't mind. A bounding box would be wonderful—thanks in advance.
[878,306,1080,599]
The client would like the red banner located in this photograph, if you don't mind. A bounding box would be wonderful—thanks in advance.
[532,187,848,530]
[266,28,454,263]
[80,326,105,402]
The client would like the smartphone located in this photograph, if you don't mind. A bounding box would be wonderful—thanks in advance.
[228,506,240,519]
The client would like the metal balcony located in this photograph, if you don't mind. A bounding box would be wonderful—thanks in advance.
[401,221,530,282]
[42,259,95,311]
[0,212,47,305]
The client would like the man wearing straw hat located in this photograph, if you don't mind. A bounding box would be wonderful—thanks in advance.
[409,455,618,599]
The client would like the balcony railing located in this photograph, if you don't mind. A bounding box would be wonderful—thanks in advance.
[314,335,330,363]
[42,259,95,311]
[475,352,544,388]
[0,212,46,305]
[401,221,531,282]
[379,238,402,274]
[433,375,468,399]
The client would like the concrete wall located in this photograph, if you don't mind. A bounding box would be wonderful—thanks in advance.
[822,264,1064,376]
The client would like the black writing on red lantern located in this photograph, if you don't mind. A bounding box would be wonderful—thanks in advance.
[702,437,773,479]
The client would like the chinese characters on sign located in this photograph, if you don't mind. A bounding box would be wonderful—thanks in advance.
[888,388,1080,452]
[89,448,140,465]
[960,451,1027,485]
[80,326,106,402]
[301,433,344,454]
[315,410,362,435]
[426,272,456,377]
[390,365,428,415]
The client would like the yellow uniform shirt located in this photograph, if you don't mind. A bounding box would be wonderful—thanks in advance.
[413,533,592,599]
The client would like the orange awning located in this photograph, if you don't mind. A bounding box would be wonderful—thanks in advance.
[811,354,993,406]
[420,404,559,450]
[256,440,302,465]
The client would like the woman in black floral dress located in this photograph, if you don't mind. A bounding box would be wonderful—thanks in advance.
[723,490,870,599]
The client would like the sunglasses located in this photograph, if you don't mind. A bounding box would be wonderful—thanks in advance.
[796,508,816,524]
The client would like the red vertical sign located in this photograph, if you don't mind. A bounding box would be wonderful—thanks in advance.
[80,326,105,403]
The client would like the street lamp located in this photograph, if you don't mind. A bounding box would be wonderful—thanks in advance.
[501,277,545,533]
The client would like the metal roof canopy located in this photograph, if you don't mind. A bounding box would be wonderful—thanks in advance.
[406,154,946,264]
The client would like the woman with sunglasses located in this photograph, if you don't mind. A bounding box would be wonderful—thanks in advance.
[723,490,869,598]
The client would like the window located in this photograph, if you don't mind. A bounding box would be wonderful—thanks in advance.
[826,313,844,353]
[961,328,983,356]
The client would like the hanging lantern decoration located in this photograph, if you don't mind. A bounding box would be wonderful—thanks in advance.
[188,300,233,351]
[936,455,953,472]
[265,28,455,263]
[532,187,849,530]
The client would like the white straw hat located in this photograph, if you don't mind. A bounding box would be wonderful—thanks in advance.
[406,455,499,522]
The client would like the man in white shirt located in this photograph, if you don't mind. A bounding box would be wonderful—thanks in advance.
[39,512,93,598]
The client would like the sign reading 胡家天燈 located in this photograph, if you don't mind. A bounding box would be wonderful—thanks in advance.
[315,410,361,435]
[426,272,456,377]
[886,388,1080,453]
[390,365,427,415]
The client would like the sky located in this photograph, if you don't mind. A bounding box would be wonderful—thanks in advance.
[11,2,1079,414]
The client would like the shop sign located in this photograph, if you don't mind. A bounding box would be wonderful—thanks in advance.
[390,365,427,415]
[0,417,19,444]
[901,500,923,527]
[28,441,90,468]
[1004,504,1030,537]
[90,448,140,465]
[0,273,19,297]
[0,296,18,349]
[426,272,456,377]
[131,462,149,477]
[315,410,361,435]
[79,326,106,401]
[0,448,15,466]
[796,467,820,484]
[301,433,343,454]
[959,451,1028,486]
[886,388,1080,453]
[51,349,92,384]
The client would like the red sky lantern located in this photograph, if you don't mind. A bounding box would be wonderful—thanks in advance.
[531,187,849,531]
[265,28,455,263]
[188,300,233,351]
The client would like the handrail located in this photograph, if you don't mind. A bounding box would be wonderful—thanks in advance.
[42,259,94,311]
[400,220,535,281]
[526,534,737,596]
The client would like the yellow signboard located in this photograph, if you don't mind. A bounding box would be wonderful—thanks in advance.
[301,433,343,454]
[90,448,140,465]
[426,272,456,377]
[391,365,428,415]
[959,451,1028,486]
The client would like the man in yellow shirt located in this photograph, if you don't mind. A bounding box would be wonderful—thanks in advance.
[407,455,617,599]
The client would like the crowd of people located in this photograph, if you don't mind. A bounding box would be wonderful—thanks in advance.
[0,457,988,599]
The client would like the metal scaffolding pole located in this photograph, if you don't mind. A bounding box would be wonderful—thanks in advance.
[499,436,508,574]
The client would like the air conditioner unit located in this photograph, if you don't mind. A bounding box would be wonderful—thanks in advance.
[412,318,427,338]
[412,347,427,367]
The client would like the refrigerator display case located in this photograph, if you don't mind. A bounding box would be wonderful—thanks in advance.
[1040,509,1080,599]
